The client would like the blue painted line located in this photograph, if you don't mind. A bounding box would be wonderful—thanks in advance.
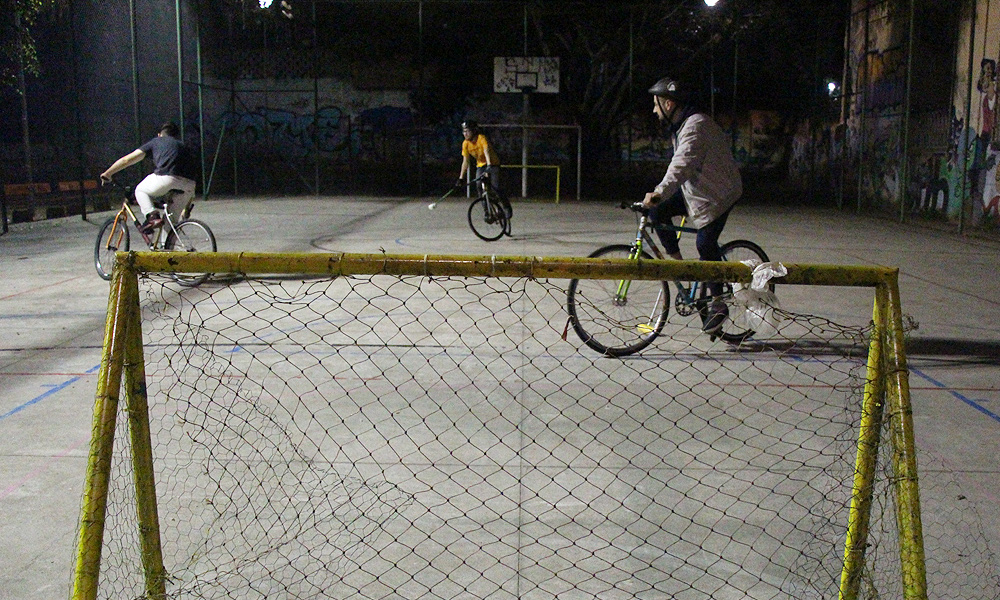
[0,364,102,422]
[1,377,79,421]
[910,367,1000,424]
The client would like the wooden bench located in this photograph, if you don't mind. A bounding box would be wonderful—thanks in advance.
[2,180,112,224]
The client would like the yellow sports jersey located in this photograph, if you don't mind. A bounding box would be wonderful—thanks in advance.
[462,134,500,168]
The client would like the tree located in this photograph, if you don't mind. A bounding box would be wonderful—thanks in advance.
[0,0,65,91]
[525,0,847,163]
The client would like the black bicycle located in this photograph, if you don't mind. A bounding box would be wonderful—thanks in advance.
[94,178,216,286]
[430,174,511,241]
[565,201,773,357]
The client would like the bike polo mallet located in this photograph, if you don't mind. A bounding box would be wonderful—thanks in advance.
[428,187,457,210]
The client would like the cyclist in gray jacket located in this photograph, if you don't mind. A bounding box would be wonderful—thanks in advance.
[641,76,743,334]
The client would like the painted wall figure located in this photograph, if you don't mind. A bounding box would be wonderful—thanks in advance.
[977,59,998,150]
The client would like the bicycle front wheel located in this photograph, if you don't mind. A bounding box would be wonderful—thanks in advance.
[95,215,130,281]
[717,239,772,343]
[566,244,670,357]
[163,219,217,287]
[467,196,506,241]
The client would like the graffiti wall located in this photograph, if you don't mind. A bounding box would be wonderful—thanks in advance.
[845,0,1000,229]
[621,110,790,174]
[846,0,908,212]
[188,77,576,194]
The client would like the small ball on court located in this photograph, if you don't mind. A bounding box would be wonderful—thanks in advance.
[428,203,436,210]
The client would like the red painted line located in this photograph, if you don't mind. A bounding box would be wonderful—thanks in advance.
[0,436,89,501]
[0,276,85,301]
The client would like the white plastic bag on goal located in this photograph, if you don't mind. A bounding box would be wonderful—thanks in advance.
[732,259,787,336]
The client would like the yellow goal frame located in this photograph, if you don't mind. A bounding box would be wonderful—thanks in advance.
[71,251,926,600]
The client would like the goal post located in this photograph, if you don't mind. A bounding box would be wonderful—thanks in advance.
[71,250,993,600]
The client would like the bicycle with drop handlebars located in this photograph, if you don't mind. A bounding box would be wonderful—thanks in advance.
[565,201,774,357]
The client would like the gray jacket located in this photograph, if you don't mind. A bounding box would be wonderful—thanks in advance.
[653,112,742,228]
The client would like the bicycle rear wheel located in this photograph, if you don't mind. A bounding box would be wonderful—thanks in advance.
[566,244,670,357]
[163,219,217,287]
[716,239,772,343]
[489,188,513,236]
[467,196,506,241]
[95,215,130,281]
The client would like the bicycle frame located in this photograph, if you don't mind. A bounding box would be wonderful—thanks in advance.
[108,186,187,251]
[617,211,707,310]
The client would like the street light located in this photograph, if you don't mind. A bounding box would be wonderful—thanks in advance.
[258,0,273,7]
[705,0,720,6]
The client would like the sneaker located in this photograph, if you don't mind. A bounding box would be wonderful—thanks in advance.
[702,301,729,334]
[139,211,163,234]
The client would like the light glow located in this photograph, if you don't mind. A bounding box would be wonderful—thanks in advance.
[259,0,273,8]
[705,0,719,6]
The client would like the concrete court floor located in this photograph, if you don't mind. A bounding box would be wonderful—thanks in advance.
[0,194,998,599]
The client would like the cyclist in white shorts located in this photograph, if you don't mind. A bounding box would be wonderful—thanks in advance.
[101,121,197,233]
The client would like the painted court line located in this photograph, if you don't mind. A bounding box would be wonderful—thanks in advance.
[910,367,1000,424]
[0,276,84,301]
[0,436,89,501]
[0,364,100,422]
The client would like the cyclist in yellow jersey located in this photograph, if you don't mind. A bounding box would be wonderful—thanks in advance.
[455,120,511,217]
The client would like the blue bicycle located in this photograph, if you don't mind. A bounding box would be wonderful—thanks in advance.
[566,201,773,356]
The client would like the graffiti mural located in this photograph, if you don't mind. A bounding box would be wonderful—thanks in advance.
[216,106,351,157]
[976,58,1000,221]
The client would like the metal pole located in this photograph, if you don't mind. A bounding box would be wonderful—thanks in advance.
[884,273,929,600]
[839,282,889,600]
[71,1,88,221]
[959,0,977,234]
[15,12,35,217]
[196,3,207,199]
[523,3,528,55]
[175,0,184,139]
[70,264,133,600]
[837,0,852,210]
[130,0,141,146]
[732,36,738,152]
[857,2,870,213]
[522,4,529,198]
[417,1,423,195]
[313,0,320,195]
[899,0,915,222]
[522,92,529,198]
[577,125,582,200]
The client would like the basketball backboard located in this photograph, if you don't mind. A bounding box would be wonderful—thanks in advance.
[494,57,559,93]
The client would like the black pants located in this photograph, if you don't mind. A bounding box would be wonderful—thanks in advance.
[649,190,731,297]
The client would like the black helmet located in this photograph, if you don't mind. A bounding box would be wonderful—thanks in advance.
[648,77,687,102]
[461,120,478,132]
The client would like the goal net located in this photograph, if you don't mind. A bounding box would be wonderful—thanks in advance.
[72,252,998,600]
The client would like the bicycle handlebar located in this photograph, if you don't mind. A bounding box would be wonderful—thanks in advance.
[620,200,649,215]
[101,176,133,195]
[457,173,492,186]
